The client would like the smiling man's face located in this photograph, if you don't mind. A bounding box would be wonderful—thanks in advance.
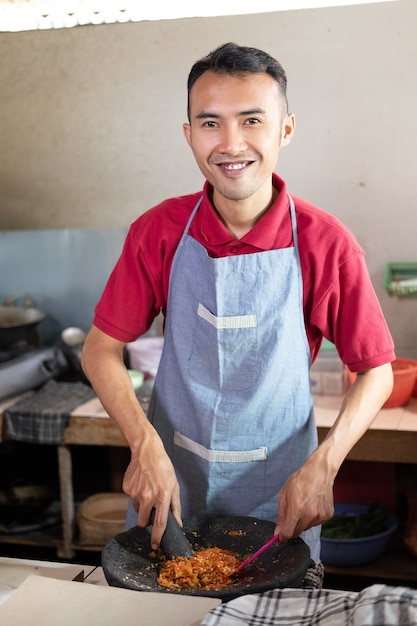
[183,70,295,210]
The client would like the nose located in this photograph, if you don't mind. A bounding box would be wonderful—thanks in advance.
[218,122,246,155]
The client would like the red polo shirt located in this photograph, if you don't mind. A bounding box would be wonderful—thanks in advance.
[94,174,394,371]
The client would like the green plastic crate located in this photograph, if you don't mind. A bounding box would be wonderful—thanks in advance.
[384,262,417,297]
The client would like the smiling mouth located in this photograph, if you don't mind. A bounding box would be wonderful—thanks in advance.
[217,161,252,172]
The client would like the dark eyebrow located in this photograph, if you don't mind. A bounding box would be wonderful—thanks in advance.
[195,108,266,120]
[195,112,220,120]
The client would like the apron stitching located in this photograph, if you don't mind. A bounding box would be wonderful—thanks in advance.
[174,430,267,462]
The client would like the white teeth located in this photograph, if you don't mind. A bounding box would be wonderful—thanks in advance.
[223,162,247,170]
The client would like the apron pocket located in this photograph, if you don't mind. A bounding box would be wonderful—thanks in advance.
[174,430,267,462]
[174,431,269,518]
[189,303,258,391]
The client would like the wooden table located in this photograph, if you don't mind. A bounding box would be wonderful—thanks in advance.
[0,394,131,559]
[314,394,417,463]
[1,394,417,560]
[59,398,132,558]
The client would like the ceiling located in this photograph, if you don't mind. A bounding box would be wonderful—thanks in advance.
[0,0,399,32]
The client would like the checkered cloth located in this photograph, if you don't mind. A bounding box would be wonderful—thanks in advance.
[3,379,95,444]
[201,584,417,625]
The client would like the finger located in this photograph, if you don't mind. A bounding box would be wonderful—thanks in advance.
[150,504,170,550]
[274,525,287,545]
[170,486,183,528]
[275,494,289,542]
[276,504,300,543]
[137,502,154,528]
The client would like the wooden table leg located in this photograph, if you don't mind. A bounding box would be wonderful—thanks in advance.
[400,464,417,561]
[57,444,75,559]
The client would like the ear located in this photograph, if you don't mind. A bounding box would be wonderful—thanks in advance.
[183,122,192,147]
[280,113,296,147]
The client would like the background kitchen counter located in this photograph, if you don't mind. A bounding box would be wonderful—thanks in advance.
[70,393,417,462]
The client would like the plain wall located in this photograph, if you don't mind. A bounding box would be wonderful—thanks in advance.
[0,0,416,356]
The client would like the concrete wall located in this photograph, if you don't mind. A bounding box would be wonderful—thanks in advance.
[0,1,416,356]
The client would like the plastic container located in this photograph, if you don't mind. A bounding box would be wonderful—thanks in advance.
[126,337,164,378]
[128,369,144,390]
[310,340,349,396]
[77,492,129,545]
[347,357,417,408]
[384,262,417,297]
[320,503,398,567]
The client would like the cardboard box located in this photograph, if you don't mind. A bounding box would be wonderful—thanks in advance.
[310,369,349,396]
[311,342,349,395]
[0,575,220,626]
[0,559,84,588]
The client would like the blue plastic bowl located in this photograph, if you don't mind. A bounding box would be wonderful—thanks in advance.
[320,503,398,567]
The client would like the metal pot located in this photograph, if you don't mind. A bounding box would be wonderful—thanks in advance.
[0,296,46,349]
[102,515,311,601]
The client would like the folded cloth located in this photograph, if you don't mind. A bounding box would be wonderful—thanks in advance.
[3,379,96,444]
[201,584,417,626]
[303,560,324,589]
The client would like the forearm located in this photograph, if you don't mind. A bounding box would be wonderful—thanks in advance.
[276,362,394,542]
[81,328,153,452]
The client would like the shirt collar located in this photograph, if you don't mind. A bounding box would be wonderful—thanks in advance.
[198,174,290,250]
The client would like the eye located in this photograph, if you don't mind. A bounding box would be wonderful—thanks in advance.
[202,120,218,128]
[245,117,261,125]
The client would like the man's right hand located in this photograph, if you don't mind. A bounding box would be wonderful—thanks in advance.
[122,424,182,549]
[81,325,182,549]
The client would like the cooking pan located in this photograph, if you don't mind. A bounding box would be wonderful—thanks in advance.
[0,296,46,348]
[102,515,311,601]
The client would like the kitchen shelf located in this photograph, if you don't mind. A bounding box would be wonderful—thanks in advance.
[0,524,61,551]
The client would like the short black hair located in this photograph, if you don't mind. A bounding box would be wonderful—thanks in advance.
[187,42,288,120]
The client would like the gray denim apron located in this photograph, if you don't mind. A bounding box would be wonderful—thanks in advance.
[126,196,320,560]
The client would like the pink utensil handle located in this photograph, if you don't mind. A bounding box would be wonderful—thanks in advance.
[234,533,280,573]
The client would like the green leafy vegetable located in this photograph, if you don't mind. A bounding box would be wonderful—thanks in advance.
[321,505,388,539]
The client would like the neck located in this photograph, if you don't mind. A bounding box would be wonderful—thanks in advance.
[212,188,277,240]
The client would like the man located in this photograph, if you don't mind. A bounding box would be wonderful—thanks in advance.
[81,42,394,565]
